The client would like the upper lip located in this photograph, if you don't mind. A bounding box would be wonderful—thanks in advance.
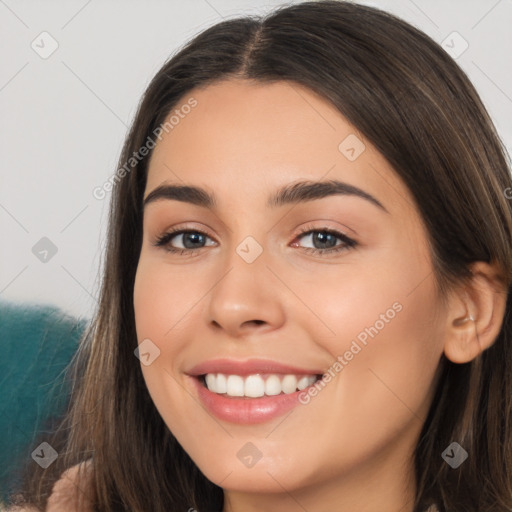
[186,358,324,377]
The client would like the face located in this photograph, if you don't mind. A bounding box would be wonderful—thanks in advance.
[133,79,446,500]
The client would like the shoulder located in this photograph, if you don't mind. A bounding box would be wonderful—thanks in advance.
[46,460,94,512]
[1,461,94,512]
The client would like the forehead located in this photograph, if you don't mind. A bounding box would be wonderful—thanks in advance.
[145,79,414,217]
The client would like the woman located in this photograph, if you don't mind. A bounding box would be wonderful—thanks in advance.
[8,1,512,510]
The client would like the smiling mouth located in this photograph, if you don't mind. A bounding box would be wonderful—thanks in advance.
[197,372,323,398]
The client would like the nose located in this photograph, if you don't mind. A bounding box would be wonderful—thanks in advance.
[205,246,286,338]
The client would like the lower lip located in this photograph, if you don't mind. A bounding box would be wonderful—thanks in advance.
[189,376,314,424]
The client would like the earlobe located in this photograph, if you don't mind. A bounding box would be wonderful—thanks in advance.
[443,261,507,364]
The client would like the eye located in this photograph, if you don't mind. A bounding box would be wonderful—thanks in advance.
[152,225,358,257]
[291,226,358,256]
[153,228,215,255]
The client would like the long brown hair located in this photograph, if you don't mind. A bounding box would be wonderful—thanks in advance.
[10,1,512,510]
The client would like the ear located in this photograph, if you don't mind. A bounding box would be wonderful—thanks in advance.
[443,261,508,364]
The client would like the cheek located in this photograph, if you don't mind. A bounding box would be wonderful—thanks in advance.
[132,260,197,440]
[302,239,443,429]
[133,259,183,388]
[133,253,211,342]
[275,258,444,482]
[293,235,439,359]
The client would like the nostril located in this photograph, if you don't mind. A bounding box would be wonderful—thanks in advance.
[240,319,266,328]
[250,320,265,326]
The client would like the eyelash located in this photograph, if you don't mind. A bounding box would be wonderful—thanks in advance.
[153,225,358,257]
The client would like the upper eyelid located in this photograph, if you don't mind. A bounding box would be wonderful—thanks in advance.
[155,219,356,237]
[158,225,356,246]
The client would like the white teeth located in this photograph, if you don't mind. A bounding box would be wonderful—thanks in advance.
[203,373,318,397]
[281,375,297,394]
[265,375,282,396]
[205,374,216,391]
[226,375,244,396]
[216,373,227,394]
[297,376,310,390]
[244,375,265,397]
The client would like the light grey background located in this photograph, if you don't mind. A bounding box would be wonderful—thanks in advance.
[1,0,511,320]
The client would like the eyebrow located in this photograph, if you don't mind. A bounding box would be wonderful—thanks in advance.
[142,179,389,213]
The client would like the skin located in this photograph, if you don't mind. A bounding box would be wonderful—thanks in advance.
[132,79,506,512]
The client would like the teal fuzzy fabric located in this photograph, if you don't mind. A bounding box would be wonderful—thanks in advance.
[0,299,87,503]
